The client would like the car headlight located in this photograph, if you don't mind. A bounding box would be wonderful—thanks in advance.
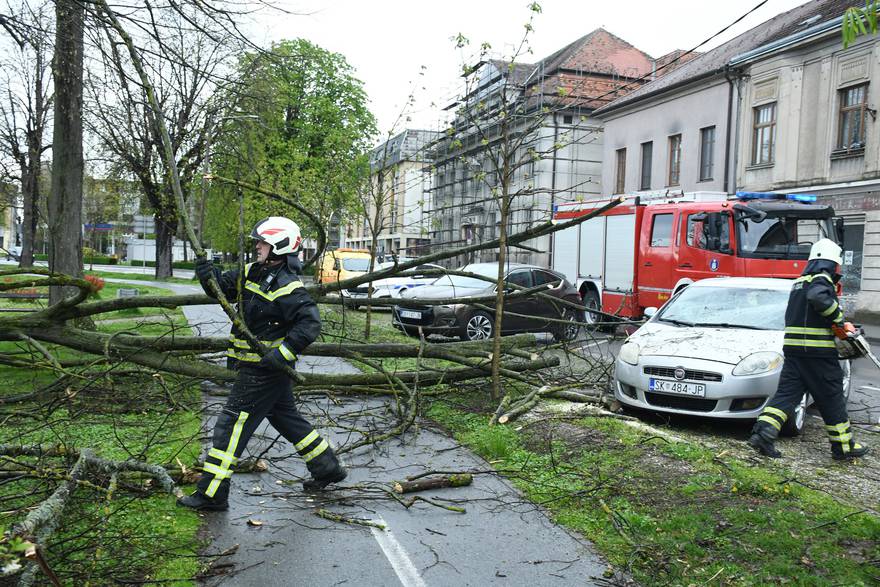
[618,341,640,365]
[732,351,783,376]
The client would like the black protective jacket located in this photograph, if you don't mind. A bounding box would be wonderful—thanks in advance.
[199,259,321,366]
[782,259,845,358]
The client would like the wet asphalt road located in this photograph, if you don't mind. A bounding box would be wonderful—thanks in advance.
[119,281,615,587]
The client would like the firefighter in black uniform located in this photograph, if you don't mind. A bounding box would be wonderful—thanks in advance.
[748,238,868,460]
[178,216,346,511]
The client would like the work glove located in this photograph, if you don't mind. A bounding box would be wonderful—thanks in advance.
[259,347,296,373]
[195,257,215,282]
[832,321,856,340]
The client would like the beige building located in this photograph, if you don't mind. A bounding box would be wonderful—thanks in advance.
[345,129,438,259]
[731,0,877,316]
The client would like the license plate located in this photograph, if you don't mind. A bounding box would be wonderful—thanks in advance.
[399,310,422,320]
[649,378,706,397]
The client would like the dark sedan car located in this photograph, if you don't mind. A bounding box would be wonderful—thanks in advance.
[391,262,584,341]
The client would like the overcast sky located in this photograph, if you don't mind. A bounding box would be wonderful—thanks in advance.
[256,0,812,137]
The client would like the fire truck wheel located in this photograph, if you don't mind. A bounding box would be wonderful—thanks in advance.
[461,311,494,341]
[581,289,601,329]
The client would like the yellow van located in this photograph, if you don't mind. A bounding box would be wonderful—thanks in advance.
[317,248,372,285]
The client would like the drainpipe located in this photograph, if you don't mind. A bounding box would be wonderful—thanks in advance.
[723,66,736,194]
[548,112,560,268]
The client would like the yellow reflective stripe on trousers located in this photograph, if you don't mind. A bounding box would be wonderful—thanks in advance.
[203,462,233,479]
[819,301,839,317]
[294,430,319,452]
[783,338,836,348]
[208,447,238,467]
[244,280,304,301]
[784,326,832,335]
[825,421,851,434]
[302,439,329,462]
[205,410,250,497]
[758,415,782,431]
[762,406,788,422]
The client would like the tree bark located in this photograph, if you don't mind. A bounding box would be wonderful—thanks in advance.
[393,474,473,494]
[48,0,84,304]
[154,205,176,279]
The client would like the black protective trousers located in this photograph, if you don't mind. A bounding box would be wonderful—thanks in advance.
[196,365,339,500]
[762,356,848,429]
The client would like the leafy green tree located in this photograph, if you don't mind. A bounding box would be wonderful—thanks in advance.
[206,39,375,255]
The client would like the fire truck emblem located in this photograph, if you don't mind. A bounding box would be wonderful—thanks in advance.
[710,258,719,271]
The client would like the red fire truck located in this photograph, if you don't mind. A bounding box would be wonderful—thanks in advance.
[550,192,841,322]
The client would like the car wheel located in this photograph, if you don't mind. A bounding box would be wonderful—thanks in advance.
[780,394,809,437]
[841,359,852,401]
[552,306,583,342]
[397,288,407,297]
[461,311,493,341]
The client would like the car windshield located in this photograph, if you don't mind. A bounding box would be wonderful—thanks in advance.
[656,285,788,330]
[342,258,371,271]
[430,265,498,289]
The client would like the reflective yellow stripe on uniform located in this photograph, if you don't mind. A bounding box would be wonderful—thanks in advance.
[294,430,319,452]
[227,337,286,362]
[784,327,833,335]
[205,410,250,497]
[820,301,839,317]
[244,280,305,301]
[758,415,782,430]
[783,338,836,348]
[302,439,329,462]
[278,343,296,361]
[762,406,788,421]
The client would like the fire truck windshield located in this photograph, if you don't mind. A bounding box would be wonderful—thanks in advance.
[735,212,836,260]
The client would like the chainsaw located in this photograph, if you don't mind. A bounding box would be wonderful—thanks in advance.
[836,328,880,371]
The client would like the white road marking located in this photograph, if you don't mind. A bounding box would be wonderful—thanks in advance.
[577,339,608,350]
[370,517,427,587]
[859,385,880,392]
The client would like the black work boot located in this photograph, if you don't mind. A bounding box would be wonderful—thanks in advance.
[177,490,229,511]
[748,422,782,458]
[831,441,869,461]
[303,448,347,491]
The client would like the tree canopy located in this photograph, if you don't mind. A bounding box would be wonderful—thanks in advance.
[206,39,376,253]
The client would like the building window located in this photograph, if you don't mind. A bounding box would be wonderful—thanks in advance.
[837,83,868,152]
[699,126,715,181]
[751,103,776,165]
[615,148,626,194]
[667,135,681,186]
[640,142,652,190]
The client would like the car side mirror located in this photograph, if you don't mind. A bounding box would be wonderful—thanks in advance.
[644,307,658,319]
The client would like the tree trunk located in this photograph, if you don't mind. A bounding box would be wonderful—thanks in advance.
[19,157,38,268]
[48,0,84,304]
[154,208,176,279]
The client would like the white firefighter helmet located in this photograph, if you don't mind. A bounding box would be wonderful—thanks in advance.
[250,216,302,255]
[808,238,843,266]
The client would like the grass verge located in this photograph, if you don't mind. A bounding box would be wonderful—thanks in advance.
[0,298,205,583]
[428,397,880,586]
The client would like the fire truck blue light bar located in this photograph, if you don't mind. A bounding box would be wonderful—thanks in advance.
[736,191,817,202]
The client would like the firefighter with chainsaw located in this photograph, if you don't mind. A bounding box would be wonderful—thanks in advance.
[748,238,868,460]
[178,216,346,511]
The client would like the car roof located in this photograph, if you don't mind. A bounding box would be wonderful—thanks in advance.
[688,277,793,291]
[460,262,548,272]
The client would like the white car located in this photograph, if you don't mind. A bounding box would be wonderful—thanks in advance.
[614,277,851,435]
[343,263,444,309]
